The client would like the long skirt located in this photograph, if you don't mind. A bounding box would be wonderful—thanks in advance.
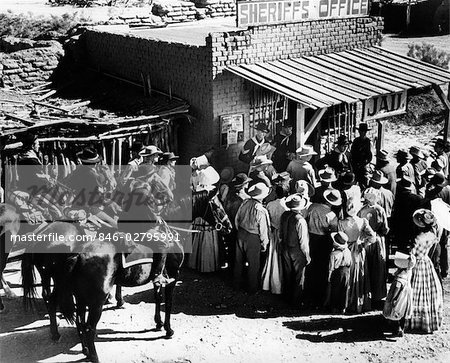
[188,217,220,273]
[406,256,444,332]
[304,233,333,308]
[365,237,387,303]
[347,241,371,313]
[328,266,350,313]
[261,228,283,294]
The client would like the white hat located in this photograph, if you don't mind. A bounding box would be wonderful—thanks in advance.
[394,252,413,269]
[285,194,308,211]
[247,182,270,200]
[250,154,273,167]
[196,166,220,192]
[190,155,209,170]
[296,144,317,157]
[140,145,163,157]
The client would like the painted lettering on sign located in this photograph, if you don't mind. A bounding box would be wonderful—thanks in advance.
[363,91,407,121]
[237,0,369,27]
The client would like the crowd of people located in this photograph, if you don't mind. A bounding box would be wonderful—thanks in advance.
[192,120,449,336]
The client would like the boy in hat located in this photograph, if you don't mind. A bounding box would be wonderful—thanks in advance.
[234,182,271,293]
[286,144,318,188]
[350,123,373,187]
[249,155,276,187]
[383,252,416,337]
[409,146,427,197]
[158,152,179,191]
[279,194,310,305]
[375,149,397,195]
[326,231,352,314]
[272,120,296,171]
[239,122,270,166]
[316,135,352,177]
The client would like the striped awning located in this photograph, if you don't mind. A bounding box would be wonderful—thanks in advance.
[226,46,450,109]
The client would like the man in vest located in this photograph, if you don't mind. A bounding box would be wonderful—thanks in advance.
[272,120,295,172]
[350,123,373,188]
[239,122,270,166]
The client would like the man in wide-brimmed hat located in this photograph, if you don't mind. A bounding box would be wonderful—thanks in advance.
[391,176,430,252]
[234,182,271,293]
[158,152,179,192]
[249,154,276,187]
[239,122,270,166]
[351,123,373,187]
[375,149,397,195]
[118,141,145,186]
[279,194,310,305]
[272,119,296,171]
[304,188,340,309]
[395,149,415,192]
[311,166,336,204]
[369,170,394,218]
[316,135,352,177]
[433,138,449,179]
[409,146,427,197]
[286,144,318,189]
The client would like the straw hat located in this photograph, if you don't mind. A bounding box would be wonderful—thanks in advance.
[196,166,220,192]
[77,147,101,164]
[331,231,349,249]
[412,209,436,228]
[256,143,276,157]
[285,194,308,211]
[394,251,412,269]
[250,155,273,167]
[140,145,163,157]
[319,167,337,183]
[323,189,342,206]
[409,146,425,159]
[370,170,388,185]
[247,182,270,200]
[296,144,317,157]
[232,173,252,188]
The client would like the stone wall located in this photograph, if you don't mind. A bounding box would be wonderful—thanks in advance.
[0,38,63,88]
[194,0,236,18]
[84,16,384,169]
[152,1,198,23]
[83,30,213,163]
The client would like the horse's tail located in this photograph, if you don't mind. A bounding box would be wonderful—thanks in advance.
[21,253,36,310]
[57,255,78,325]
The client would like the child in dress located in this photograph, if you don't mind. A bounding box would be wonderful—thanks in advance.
[383,251,416,337]
[327,231,352,314]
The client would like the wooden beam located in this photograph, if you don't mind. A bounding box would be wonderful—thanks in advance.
[432,83,450,144]
[296,103,305,148]
[4,113,35,126]
[304,107,327,141]
[433,84,450,111]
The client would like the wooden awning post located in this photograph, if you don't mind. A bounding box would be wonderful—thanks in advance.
[296,103,305,148]
[432,83,450,144]
[376,119,385,155]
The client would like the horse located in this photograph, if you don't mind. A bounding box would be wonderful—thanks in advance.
[0,204,21,312]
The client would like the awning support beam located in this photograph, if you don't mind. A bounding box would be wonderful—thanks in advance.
[304,107,327,142]
[432,83,450,144]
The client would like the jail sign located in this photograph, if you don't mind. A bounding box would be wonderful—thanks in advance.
[237,0,370,27]
[363,91,407,121]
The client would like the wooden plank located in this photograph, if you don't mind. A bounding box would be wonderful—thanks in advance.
[257,63,349,104]
[282,59,374,97]
[33,101,68,113]
[296,104,305,148]
[351,48,447,85]
[227,67,323,108]
[292,57,395,94]
[274,60,366,100]
[432,84,450,111]
[267,61,358,102]
[361,48,450,84]
[372,46,450,79]
[35,89,57,101]
[247,64,335,106]
[304,107,327,141]
[325,52,421,89]
[4,113,35,126]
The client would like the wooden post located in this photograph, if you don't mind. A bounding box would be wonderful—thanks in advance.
[296,103,305,148]
[432,83,450,144]
[406,1,411,34]
[376,119,385,155]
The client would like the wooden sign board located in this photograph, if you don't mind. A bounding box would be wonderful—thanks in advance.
[237,0,369,27]
[220,114,244,147]
[363,90,407,121]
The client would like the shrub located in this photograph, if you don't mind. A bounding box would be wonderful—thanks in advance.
[0,11,90,40]
[407,42,450,69]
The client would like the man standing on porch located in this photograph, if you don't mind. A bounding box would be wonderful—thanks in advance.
[239,122,270,166]
[350,123,373,188]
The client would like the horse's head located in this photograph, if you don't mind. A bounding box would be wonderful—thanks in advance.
[208,194,233,235]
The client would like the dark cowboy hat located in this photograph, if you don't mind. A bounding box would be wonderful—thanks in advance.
[271,171,291,184]
[376,149,389,162]
[409,146,425,159]
[162,152,179,161]
[395,149,412,160]
[285,194,308,211]
[282,119,293,128]
[77,147,101,164]
[20,132,38,147]
[336,135,351,146]
[355,123,371,132]
[130,141,145,153]
[370,170,388,185]
[429,173,448,188]
[220,167,235,184]
[232,173,252,188]
[397,176,415,191]
[413,209,436,228]
[342,172,355,186]
[253,122,270,133]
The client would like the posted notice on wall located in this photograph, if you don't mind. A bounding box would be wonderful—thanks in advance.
[221,114,244,147]
[237,0,369,27]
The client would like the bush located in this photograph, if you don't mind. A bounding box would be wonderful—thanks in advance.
[407,42,450,69]
[0,11,89,40]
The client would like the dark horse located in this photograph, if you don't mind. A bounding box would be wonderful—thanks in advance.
[22,220,183,363]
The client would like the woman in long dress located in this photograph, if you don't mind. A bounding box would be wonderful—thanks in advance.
[262,186,288,294]
[407,209,444,333]
[338,197,376,313]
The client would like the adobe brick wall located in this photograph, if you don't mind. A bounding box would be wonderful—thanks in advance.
[83,16,384,170]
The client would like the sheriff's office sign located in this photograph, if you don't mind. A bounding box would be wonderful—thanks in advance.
[237,0,370,27]
[363,91,407,121]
